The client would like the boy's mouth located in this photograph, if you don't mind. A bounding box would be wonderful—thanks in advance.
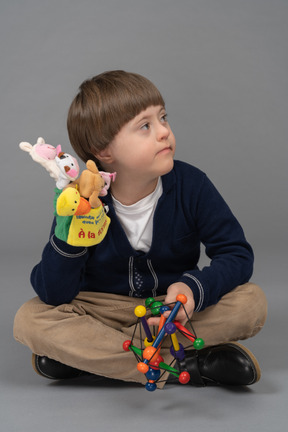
[157,145,172,155]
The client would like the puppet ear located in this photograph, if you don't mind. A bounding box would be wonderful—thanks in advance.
[56,144,62,155]
[37,137,45,145]
[19,142,33,153]
[86,160,99,174]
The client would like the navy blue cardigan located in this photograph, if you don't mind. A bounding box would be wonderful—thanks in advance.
[31,161,253,311]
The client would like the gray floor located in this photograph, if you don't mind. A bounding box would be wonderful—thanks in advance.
[1,248,287,432]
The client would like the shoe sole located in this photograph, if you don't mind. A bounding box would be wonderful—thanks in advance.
[223,342,261,384]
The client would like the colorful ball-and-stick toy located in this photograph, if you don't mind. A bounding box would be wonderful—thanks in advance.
[123,294,205,391]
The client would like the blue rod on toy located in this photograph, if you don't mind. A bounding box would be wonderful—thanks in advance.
[143,299,182,365]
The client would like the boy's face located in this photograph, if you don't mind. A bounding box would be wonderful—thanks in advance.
[105,105,176,181]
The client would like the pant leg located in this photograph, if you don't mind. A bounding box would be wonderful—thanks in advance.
[189,283,268,346]
[13,292,155,385]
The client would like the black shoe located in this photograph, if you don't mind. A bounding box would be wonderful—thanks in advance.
[168,342,261,386]
[32,354,85,380]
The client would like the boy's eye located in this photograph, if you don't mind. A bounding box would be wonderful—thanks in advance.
[141,123,150,130]
[161,113,168,122]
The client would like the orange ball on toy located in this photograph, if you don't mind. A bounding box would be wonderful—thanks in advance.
[137,362,149,374]
[176,294,187,304]
[143,346,159,362]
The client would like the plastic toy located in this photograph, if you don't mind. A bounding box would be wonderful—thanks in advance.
[123,294,205,391]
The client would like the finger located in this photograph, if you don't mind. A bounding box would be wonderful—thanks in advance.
[163,310,188,326]
[147,317,161,327]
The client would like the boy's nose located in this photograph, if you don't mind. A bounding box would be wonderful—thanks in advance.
[156,123,170,141]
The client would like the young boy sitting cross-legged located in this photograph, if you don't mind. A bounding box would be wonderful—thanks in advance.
[14,70,267,388]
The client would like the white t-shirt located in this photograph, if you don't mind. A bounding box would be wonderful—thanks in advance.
[112,178,163,253]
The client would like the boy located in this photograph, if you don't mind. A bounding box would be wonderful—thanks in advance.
[14,70,267,388]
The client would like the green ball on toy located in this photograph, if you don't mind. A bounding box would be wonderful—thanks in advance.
[193,338,205,350]
[150,301,163,315]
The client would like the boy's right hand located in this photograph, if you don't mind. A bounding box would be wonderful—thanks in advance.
[147,282,195,327]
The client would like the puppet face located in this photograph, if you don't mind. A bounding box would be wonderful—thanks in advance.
[55,151,80,180]
[34,142,57,160]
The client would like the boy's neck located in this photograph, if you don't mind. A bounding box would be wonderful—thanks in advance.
[110,177,159,206]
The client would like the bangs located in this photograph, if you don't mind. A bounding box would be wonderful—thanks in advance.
[67,70,165,164]
[98,72,165,142]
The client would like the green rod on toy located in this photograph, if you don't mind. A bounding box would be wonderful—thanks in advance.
[158,361,180,377]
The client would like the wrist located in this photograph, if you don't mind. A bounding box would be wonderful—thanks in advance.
[51,234,88,256]
[178,273,204,312]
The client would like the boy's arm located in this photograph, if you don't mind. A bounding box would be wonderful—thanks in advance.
[30,218,89,305]
[178,173,254,312]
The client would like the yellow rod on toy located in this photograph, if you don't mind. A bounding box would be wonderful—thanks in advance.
[170,332,180,352]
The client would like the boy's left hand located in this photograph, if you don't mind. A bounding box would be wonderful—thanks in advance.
[147,282,195,327]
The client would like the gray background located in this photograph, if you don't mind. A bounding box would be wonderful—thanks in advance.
[1,0,287,431]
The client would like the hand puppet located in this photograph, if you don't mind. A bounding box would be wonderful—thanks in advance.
[55,160,113,247]
[20,137,116,247]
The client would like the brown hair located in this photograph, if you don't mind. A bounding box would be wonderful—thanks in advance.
[67,70,165,165]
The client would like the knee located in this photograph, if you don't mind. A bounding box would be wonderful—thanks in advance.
[240,283,268,337]
[13,297,42,343]
[247,283,267,321]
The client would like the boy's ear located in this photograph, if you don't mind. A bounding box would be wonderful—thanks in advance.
[96,147,114,165]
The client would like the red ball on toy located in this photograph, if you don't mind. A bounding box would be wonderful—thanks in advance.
[179,371,190,384]
[123,340,131,352]
[149,355,164,370]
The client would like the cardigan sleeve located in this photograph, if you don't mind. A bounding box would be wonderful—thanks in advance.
[30,218,89,305]
[178,174,254,312]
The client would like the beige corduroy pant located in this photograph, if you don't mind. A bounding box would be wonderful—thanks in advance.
[13,283,267,388]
